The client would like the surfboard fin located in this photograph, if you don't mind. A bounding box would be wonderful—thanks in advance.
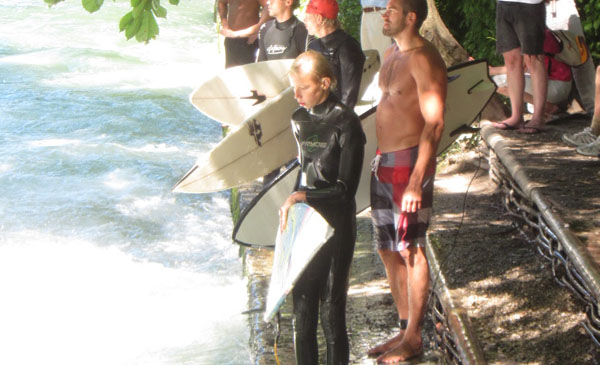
[241,90,267,106]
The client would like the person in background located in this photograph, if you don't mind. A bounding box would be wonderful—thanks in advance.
[545,0,596,116]
[279,50,365,365]
[490,28,572,121]
[304,0,366,109]
[563,65,600,157]
[257,0,310,185]
[492,0,548,134]
[360,0,393,60]
[218,0,271,68]
[367,0,446,362]
[257,0,309,61]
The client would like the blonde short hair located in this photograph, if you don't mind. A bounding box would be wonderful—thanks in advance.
[290,50,337,90]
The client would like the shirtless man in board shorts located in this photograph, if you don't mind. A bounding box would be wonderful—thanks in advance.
[367,0,446,362]
[218,0,270,68]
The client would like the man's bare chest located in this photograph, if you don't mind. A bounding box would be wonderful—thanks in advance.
[379,56,413,95]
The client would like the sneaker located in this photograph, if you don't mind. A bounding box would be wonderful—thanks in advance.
[576,137,600,157]
[562,127,597,147]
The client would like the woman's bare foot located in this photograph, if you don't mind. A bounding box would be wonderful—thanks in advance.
[492,116,523,130]
[518,118,546,134]
[367,331,405,358]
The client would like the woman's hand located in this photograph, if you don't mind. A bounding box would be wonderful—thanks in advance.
[279,191,307,232]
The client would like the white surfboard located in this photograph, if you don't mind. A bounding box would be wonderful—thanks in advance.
[233,108,376,247]
[264,203,334,322]
[172,51,381,194]
[440,59,497,152]
[189,59,294,127]
[232,59,496,247]
[190,50,380,127]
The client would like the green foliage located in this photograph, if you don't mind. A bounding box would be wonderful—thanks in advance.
[82,0,103,13]
[336,0,362,41]
[44,0,176,43]
[577,0,600,64]
[436,0,502,65]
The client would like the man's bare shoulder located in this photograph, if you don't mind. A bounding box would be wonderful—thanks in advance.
[409,41,446,72]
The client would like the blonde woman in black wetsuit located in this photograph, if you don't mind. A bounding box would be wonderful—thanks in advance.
[278,50,365,365]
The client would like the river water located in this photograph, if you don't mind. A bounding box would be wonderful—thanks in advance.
[0,1,251,364]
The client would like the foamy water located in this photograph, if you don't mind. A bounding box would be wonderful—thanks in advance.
[0,1,250,363]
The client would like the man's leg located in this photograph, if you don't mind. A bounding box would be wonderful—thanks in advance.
[377,246,429,363]
[575,66,600,156]
[493,48,525,128]
[521,54,548,130]
[367,249,408,356]
[562,66,600,146]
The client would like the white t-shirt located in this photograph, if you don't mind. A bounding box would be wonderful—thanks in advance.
[498,0,543,4]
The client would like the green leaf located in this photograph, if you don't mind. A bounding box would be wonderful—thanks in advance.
[132,0,146,18]
[131,0,141,7]
[153,5,167,18]
[136,11,152,42]
[125,11,143,39]
[82,0,103,13]
[149,12,159,38]
[44,0,64,6]
[168,0,179,5]
[119,11,134,32]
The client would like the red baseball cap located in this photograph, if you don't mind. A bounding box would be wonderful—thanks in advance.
[306,0,338,19]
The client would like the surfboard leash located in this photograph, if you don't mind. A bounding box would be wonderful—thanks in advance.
[273,310,282,365]
[427,130,484,305]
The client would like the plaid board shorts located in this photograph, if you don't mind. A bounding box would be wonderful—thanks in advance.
[370,146,435,251]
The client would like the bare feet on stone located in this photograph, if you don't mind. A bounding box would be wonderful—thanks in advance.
[518,118,546,134]
[367,331,405,358]
[376,337,423,364]
[491,116,523,130]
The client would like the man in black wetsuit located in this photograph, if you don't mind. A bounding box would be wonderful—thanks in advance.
[280,51,365,365]
[257,0,310,61]
[304,0,366,109]
[257,0,310,185]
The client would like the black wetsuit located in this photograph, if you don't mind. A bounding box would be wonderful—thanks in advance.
[308,29,366,109]
[257,16,310,185]
[224,37,258,68]
[257,16,309,61]
[291,94,365,365]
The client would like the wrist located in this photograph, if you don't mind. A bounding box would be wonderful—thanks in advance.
[293,191,306,203]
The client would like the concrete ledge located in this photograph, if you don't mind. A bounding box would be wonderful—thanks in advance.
[481,125,600,302]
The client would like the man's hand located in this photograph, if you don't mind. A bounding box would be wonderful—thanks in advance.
[401,180,422,213]
[247,33,258,44]
[220,27,235,38]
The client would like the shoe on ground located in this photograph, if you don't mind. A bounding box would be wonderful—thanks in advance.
[576,137,600,157]
[562,127,597,147]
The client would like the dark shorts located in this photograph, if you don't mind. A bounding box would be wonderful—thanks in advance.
[370,146,435,252]
[496,1,545,55]
[224,37,258,68]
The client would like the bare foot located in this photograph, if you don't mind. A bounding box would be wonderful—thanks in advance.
[367,331,405,358]
[518,119,546,134]
[376,338,423,364]
[491,116,523,130]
